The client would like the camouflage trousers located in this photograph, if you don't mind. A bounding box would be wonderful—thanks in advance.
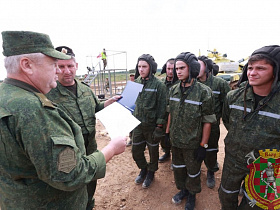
[171,146,202,194]
[204,122,220,172]
[132,125,160,172]
[219,156,262,209]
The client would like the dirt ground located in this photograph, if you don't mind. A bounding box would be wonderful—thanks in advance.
[93,120,228,210]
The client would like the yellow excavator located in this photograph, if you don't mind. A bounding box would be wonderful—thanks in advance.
[206,49,249,89]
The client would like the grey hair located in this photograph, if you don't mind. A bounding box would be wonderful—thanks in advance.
[4,53,45,74]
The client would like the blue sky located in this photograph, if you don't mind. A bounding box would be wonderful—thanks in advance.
[1,0,280,79]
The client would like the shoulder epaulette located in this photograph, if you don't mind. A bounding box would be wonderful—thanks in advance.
[34,93,56,108]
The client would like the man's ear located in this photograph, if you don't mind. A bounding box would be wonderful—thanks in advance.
[20,57,34,75]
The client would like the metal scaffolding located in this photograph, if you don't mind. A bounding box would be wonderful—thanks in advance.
[84,50,128,99]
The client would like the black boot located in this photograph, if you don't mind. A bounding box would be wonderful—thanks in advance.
[172,189,189,204]
[135,168,147,185]
[185,193,196,210]
[206,170,215,189]
[159,152,170,163]
[142,171,154,188]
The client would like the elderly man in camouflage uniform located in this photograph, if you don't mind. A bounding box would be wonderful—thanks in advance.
[197,56,231,189]
[169,52,216,210]
[132,54,167,189]
[0,31,126,210]
[219,45,280,209]
[46,46,120,210]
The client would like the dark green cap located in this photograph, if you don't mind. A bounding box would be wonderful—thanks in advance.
[1,31,70,60]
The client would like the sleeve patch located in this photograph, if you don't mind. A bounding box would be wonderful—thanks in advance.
[57,147,76,173]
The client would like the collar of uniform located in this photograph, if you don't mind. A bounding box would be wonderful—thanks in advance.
[206,74,213,83]
[56,81,71,96]
[240,86,254,103]
[4,78,40,93]
[56,79,82,97]
[140,74,155,86]
[57,79,87,98]
[238,82,280,112]
[198,74,212,84]
[177,79,196,94]
[75,79,86,97]
[172,82,181,95]
[256,81,280,110]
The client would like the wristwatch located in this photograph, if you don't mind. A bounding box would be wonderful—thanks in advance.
[200,143,208,148]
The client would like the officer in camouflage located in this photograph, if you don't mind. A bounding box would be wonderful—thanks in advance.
[132,54,167,189]
[219,45,280,209]
[169,52,216,210]
[197,56,231,189]
[0,31,126,210]
[46,46,120,210]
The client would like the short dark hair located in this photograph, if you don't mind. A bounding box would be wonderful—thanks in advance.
[248,54,275,68]
[166,58,175,65]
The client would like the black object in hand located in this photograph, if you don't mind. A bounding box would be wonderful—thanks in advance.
[195,146,206,162]
[165,133,171,147]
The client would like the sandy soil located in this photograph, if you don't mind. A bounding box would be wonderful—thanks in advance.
[93,120,228,210]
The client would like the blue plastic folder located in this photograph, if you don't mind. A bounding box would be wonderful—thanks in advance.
[117,81,143,113]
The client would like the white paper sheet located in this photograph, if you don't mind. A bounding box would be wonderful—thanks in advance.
[96,102,140,139]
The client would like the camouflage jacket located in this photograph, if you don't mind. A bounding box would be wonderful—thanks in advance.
[169,80,216,149]
[134,75,167,126]
[222,82,280,170]
[198,74,231,121]
[161,77,179,101]
[0,78,106,209]
[47,79,104,153]
[161,77,175,91]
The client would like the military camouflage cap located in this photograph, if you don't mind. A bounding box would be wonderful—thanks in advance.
[1,31,70,60]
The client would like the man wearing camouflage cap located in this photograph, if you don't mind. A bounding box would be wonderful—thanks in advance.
[197,56,231,189]
[168,52,216,210]
[46,46,121,210]
[219,45,280,209]
[132,54,167,189]
[0,31,126,209]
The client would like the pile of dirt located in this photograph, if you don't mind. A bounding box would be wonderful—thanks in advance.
[93,120,228,210]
